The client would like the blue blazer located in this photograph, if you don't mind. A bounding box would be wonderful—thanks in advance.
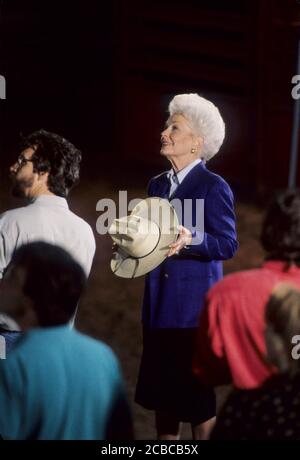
[142,162,238,329]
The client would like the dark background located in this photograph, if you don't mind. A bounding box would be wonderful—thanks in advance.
[1,0,300,194]
[0,0,299,439]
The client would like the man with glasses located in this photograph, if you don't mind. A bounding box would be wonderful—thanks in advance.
[0,130,96,346]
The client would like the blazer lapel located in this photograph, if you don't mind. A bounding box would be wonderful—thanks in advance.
[170,162,208,200]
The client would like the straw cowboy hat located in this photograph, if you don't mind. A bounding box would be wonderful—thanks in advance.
[109,197,179,278]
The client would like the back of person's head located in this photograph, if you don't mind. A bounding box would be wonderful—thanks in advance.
[265,283,300,375]
[9,242,87,326]
[20,129,82,197]
[261,189,300,265]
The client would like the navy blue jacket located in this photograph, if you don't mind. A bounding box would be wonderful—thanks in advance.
[142,162,238,328]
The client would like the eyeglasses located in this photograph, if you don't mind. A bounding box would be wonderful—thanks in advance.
[16,155,34,168]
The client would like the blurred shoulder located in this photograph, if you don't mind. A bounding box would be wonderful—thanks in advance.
[208,266,266,298]
[0,206,30,228]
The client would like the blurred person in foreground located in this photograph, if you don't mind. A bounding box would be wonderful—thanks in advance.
[212,283,300,440]
[0,130,96,348]
[194,189,300,389]
[134,93,238,440]
[0,242,132,440]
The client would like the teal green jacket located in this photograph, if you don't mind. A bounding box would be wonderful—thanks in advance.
[0,326,132,440]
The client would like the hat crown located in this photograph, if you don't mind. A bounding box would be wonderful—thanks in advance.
[109,215,160,258]
[109,197,179,278]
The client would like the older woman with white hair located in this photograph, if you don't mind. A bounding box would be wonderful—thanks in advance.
[135,93,238,440]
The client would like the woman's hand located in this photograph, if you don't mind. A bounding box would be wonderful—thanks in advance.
[167,225,192,257]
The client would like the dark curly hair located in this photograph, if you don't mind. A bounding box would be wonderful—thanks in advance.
[20,129,82,197]
[261,189,300,265]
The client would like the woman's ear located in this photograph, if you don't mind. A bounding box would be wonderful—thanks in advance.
[192,136,203,156]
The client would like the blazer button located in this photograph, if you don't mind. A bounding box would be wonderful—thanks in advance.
[164,273,169,278]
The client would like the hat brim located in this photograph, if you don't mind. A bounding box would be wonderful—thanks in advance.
[110,197,179,278]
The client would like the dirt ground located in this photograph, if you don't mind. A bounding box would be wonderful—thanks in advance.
[0,176,266,439]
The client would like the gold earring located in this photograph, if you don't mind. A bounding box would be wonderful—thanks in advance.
[191,148,196,154]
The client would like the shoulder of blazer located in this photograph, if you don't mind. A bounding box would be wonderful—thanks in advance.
[151,170,169,182]
[147,170,169,194]
[169,162,232,201]
[189,162,231,191]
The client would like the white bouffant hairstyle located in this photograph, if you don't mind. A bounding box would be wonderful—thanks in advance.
[168,93,225,162]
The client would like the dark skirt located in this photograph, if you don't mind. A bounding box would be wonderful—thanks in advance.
[135,327,216,424]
